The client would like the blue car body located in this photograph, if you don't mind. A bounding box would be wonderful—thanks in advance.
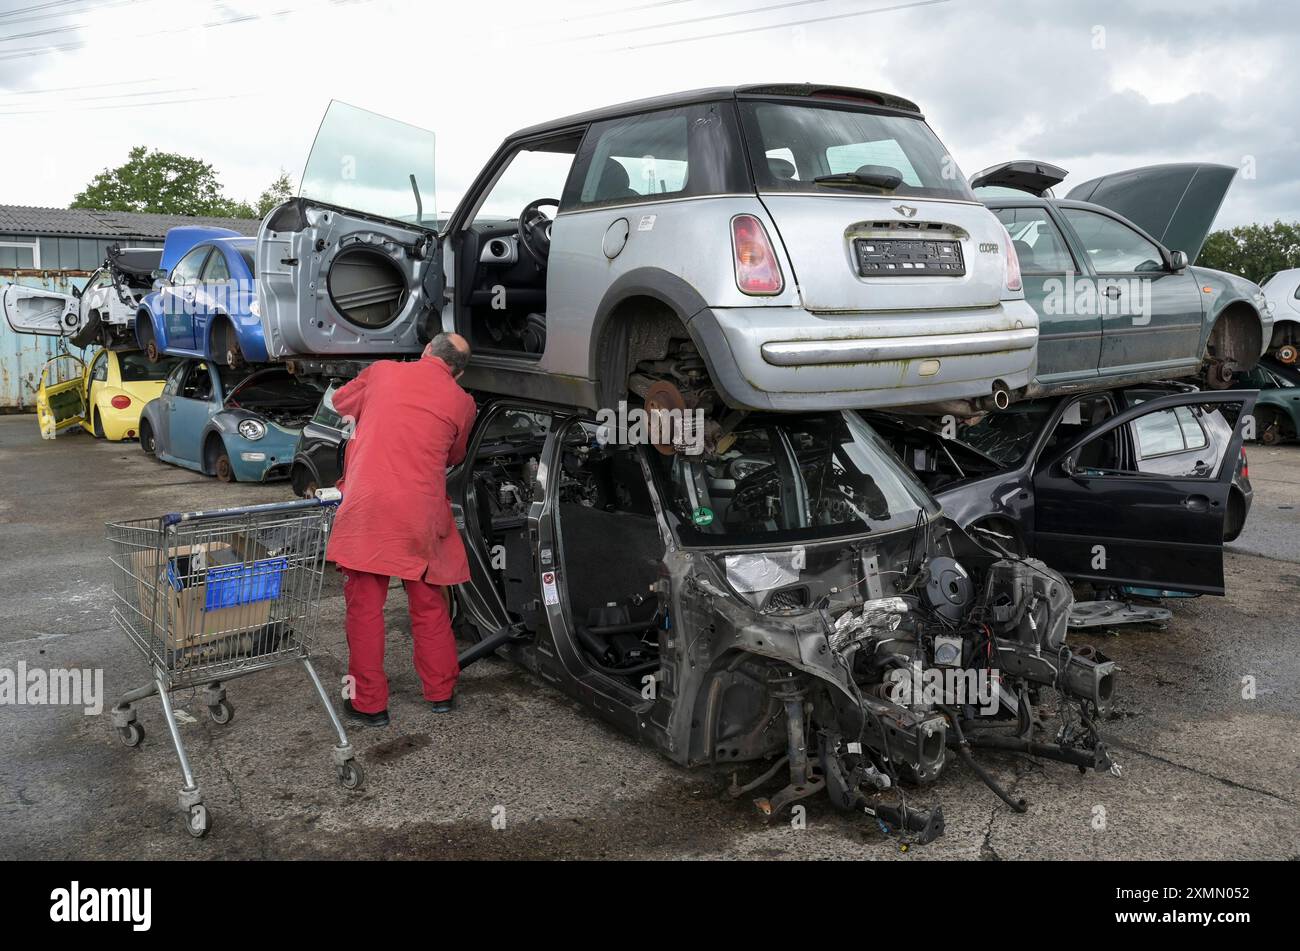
[139,360,320,482]
[137,228,267,366]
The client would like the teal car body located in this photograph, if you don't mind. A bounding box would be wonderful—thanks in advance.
[975,162,1271,395]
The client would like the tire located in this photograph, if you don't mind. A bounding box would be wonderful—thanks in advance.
[290,463,317,499]
[205,437,234,483]
[139,421,157,455]
[186,803,211,838]
[117,722,145,747]
[208,699,234,725]
[337,759,365,790]
[91,409,104,439]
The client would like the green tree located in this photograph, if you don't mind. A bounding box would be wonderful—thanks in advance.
[1198,220,1300,284]
[254,170,294,217]
[71,147,294,220]
[72,146,242,217]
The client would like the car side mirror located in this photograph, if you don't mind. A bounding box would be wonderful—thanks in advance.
[1168,250,1188,271]
[71,284,83,299]
[1059,454,1080,477]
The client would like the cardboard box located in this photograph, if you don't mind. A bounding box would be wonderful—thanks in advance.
[130,535,280,659]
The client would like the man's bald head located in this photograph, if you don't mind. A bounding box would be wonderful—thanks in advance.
[424,332,471,377]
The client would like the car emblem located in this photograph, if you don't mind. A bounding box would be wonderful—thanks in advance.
[894,204,918,218]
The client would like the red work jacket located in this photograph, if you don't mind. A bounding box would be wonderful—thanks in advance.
[325,356,477,585]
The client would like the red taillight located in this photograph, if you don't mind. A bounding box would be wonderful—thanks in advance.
[1000,223,1022,293]
[111,395,131,410]
[1240,447,1248,479]
[731,214,784,295]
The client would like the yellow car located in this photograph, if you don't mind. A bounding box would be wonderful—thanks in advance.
[35,349,181,441]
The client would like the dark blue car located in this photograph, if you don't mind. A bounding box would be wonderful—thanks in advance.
[136,226,266,367]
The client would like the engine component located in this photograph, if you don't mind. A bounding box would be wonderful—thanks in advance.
[923,556,972,622]
[983,558,1070,650]
[931,634,964,667]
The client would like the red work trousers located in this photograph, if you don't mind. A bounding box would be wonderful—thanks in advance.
[342,568,458,713]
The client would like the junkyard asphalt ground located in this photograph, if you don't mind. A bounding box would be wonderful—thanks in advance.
[0,413,1296,860]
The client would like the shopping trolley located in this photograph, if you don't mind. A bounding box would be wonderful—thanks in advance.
[105,494,362,838]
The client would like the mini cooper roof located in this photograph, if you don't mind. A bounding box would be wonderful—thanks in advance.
[508,84,925,140]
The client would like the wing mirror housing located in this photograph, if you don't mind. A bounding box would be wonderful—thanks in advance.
[1059,454,1082,478]
[1168,250,1189,271]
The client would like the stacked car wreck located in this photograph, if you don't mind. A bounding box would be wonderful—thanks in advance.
[3,84,1261,843]
[228,84,1268,843]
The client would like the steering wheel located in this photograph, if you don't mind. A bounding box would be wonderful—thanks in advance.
[518,198,559,267]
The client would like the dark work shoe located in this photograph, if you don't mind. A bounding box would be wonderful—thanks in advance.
[343,699,390,727]
[428,695,455,714]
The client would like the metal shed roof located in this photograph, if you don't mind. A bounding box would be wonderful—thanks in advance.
[0,205,260,240]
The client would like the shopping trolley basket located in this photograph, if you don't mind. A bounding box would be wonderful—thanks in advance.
[105,494,362,837]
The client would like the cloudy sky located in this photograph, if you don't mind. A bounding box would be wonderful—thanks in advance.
[0,0,1293,229]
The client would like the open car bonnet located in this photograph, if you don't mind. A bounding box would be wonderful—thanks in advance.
[1065,162,1236,264]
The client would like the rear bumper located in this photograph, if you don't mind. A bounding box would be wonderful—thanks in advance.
[689,301,1038,411]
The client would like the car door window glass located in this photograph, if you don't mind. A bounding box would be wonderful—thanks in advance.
[1061,209,1163,272]
[171,247,209,285]
[471,136,582,225]
[564,103,747,212]
[1042,397,1117,471]
[1132,405,1208,458]
[201,250,230,282]
[993,207,1076,273]
[180,363,214,401]
[90,352,109,382]
[314,384,345,430]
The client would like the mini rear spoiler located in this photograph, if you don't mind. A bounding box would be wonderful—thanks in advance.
[970,160,1068,197]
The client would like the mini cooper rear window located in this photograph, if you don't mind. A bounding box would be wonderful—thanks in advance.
[739,100,976,201]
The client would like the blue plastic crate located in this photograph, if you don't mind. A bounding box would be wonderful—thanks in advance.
[202,557,289,611]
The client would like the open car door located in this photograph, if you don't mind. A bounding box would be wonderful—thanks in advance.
[34,354,87,439]
[3,283,81,337]
[1032,390,1256,594]
[256,100,441,361]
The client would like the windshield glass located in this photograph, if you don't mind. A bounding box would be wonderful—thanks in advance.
[300,100,436,227]
[951,402,1055,467]
[120,353,180,382]
[649,412,937,546]
[739,101,975,200]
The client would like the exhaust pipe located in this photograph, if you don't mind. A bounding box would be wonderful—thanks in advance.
[977,380,1012,412]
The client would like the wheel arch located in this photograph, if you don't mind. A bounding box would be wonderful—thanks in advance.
[587,268,713,410]
[1206,300,1265,372]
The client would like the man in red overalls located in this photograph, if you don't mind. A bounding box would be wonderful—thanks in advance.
[327,333,477,725]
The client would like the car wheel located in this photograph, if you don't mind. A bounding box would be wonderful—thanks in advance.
[216,320,244,369]
[139,421,157,455]
[206,437,234,482]
[92,409,104,439]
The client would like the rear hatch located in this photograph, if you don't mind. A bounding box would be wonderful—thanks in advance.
[736,91,1015,314]
[256,100,440,359]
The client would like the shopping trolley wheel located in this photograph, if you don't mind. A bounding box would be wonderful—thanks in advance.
[337,759,365,790]
[117,722,145,748]
[186,803,211,838]
[208,699,234,725]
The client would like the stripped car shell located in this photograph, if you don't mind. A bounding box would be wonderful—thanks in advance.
[446,402,1117,840]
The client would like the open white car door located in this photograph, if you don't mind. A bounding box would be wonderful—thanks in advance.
[2,283,81,336]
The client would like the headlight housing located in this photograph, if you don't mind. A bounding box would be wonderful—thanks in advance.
[237,419,266,441]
